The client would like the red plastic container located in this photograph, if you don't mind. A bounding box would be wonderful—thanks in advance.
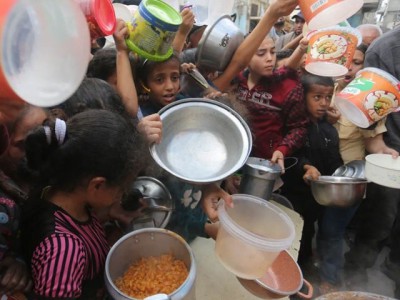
[75,0,116,39]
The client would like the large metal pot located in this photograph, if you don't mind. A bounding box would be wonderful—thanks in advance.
[239,157,282,201]
[196,15,244,71]
[105,228,196,300]
[310,176,367,207]
[315,291,396,299]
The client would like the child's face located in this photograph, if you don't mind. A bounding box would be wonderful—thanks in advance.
[248,37,276,77]
[339,49,365,87]
[147,60,180,107]
[306,84,334,122]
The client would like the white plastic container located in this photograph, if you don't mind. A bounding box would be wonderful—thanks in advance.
[215,194,295,280]
[365,154,400,189]
[0,0,90,107]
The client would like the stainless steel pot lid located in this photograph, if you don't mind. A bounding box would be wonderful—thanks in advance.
[130,177,173,230]
[244,157,282,174]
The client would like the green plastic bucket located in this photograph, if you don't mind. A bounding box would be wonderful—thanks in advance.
[126,0,182,61]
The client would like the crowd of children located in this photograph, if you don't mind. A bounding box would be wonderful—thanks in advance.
[0,0,400,298]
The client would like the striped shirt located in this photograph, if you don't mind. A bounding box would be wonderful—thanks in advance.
[28,204,109,299]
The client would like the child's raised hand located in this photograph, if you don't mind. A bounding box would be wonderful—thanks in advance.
[180,7,195,36]
[113,19,129,52]
[180,63,196,74]
[137,114,163,144]
[299,36,309,52]
[268,0,299,19]
[326,106,341,124]
[303,164,321,183]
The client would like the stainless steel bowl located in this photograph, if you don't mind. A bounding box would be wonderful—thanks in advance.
[332,160,366,179]
[196,15,244,71]
[310,176,367,207]
[150,98,252,184]
[105,228,196,300]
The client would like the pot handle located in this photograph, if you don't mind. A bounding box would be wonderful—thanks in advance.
[284,157,298,171]
[295,279,313,299]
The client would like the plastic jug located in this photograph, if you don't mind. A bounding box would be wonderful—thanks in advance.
[0,0,91,107]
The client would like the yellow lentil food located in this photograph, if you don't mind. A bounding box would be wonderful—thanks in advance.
[115,254,189,299]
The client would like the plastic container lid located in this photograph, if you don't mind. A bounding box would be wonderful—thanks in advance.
[218,194,295,251]
[94,0,116,36]
[143,0,182,28]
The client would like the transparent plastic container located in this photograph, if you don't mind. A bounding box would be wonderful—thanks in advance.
[216,194,295,279]
[0,0,90,107]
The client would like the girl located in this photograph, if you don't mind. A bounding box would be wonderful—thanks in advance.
[21,110,142,299]
[234,34,309,169]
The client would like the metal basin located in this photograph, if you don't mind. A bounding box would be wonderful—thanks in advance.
[150,98,252,184]
[332,160,366,179]
[196,15,244,71]
[105,228,196,300]
[310,176,367,207]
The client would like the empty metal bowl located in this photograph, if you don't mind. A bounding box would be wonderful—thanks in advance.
[310,176,367,207]
[150,98,252,184]
[332,160,366,179]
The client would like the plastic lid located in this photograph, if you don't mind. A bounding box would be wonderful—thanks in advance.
[94,0,116,36]
[144,0,182,25]
[218,194,295,251]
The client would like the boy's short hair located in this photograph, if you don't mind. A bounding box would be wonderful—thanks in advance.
[301,74,334,96]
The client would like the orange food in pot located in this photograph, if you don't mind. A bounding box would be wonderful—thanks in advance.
[115,254,188,299]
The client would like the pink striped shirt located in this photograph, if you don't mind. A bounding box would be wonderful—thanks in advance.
[30,208,109,299]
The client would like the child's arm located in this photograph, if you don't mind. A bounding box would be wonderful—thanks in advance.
[365,133,399,157]
[213,0,299,92]
[284,37,308,70]
[113,19,139,117]
[172,8,195,53]
[282,33,303,51]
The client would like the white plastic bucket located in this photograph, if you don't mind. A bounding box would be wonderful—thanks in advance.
[215,194,295,280]
[335,67,400,128]
[365,154,400,189]
[299,0,363,30]
[305,26,361,77]
[0,0,90,107]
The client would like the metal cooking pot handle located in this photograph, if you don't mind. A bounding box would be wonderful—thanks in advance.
[284,157,298,171]
[144,294,170,300]
[296,278,313,299]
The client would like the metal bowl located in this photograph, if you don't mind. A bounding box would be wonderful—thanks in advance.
[105,228,196,300]
[310,176,367,207]
[196,15,244,71]
[332,160,366,179]
[150,98,252,184]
